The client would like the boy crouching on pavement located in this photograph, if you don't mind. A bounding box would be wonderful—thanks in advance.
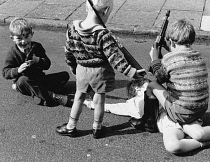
[2,18,72,107]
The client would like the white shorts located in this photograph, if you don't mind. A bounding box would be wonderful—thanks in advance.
[157,110,182,133]
[157,109,203,133]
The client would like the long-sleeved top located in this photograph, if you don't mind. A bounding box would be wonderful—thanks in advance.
[150,48,209,115]
[2,42,51,81]
[65,20,136,78]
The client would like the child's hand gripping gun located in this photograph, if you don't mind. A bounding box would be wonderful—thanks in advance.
[87,0,146,77]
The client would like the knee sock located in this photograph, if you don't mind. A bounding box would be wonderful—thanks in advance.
[93,120,102,129]
[67,116,78,130]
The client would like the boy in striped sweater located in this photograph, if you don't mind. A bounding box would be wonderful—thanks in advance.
[56,0,144,139]
[148,19,210,154]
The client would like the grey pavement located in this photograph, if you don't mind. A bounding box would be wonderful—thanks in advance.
[0,0,210,38]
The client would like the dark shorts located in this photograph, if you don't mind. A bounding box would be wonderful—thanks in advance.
[164,96,206,124]
[76,63,115,93]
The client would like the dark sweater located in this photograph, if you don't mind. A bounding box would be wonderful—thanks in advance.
[2,42,51,81]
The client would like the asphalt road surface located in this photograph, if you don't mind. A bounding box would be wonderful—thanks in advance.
[0,26,210,162]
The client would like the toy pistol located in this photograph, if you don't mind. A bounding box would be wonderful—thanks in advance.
[25,44,35,61]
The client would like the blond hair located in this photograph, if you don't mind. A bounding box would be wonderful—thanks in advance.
[9,18,32,36]
[166,19,195,46]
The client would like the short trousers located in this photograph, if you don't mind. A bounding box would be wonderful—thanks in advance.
[164,95,206,124]
[76,63,115,93]
[157,109,203,133]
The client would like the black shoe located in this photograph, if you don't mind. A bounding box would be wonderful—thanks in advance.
[52,93,68,106]
[33,96,44,105]
[48,92,71,106]
[56,123,78,137]
[93,126,106,139]
[144,118,158,133]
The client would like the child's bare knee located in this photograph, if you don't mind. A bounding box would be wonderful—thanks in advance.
[190,129,205,141]
[164,141,182,154]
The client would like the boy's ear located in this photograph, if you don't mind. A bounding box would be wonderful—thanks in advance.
[169,39,175,48]
[103,6,110,15]
[95,5,110,15]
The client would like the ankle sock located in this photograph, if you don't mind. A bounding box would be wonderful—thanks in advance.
[93,120,102,129]
[67,116,78,130]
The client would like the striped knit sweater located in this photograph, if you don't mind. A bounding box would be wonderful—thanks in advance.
[150,49,209,115]
[64,20,136,78]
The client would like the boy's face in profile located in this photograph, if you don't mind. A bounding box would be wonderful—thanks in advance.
[11,31,33,52]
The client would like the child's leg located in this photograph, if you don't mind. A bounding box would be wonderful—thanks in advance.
[183,121,210,142]
[92,93,105,129]
[66,91,86,129]
[42,71,70,92]
[162,127,202,154]
[84,99,141,119]
[147,81,169,108]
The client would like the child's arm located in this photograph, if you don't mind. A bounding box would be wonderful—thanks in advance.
[102,32,140,79]
[2,50,21,80]
[27,43,51,70]
[65,30,77,76]
[149,42,169,84]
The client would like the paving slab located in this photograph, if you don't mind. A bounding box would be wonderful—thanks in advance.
[0,0,43,17]
[110,10,158,27]
[66,3,86,22]
[204,0,210,15]
[0,0,209,43]
[44,0,85,6]
[26,4,77,20]
[201,16,210,31]
[154,10,202,30]
[66,0,126,24]
[164,0,205,11]
[121,0,165,12]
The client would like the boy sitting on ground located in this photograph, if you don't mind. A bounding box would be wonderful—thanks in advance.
[2,18,72,107]
[148,19,210,154]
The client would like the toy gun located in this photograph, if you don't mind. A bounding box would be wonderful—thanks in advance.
[25,44,35,61]
[87,0,146,76]
[155,10,170,59]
